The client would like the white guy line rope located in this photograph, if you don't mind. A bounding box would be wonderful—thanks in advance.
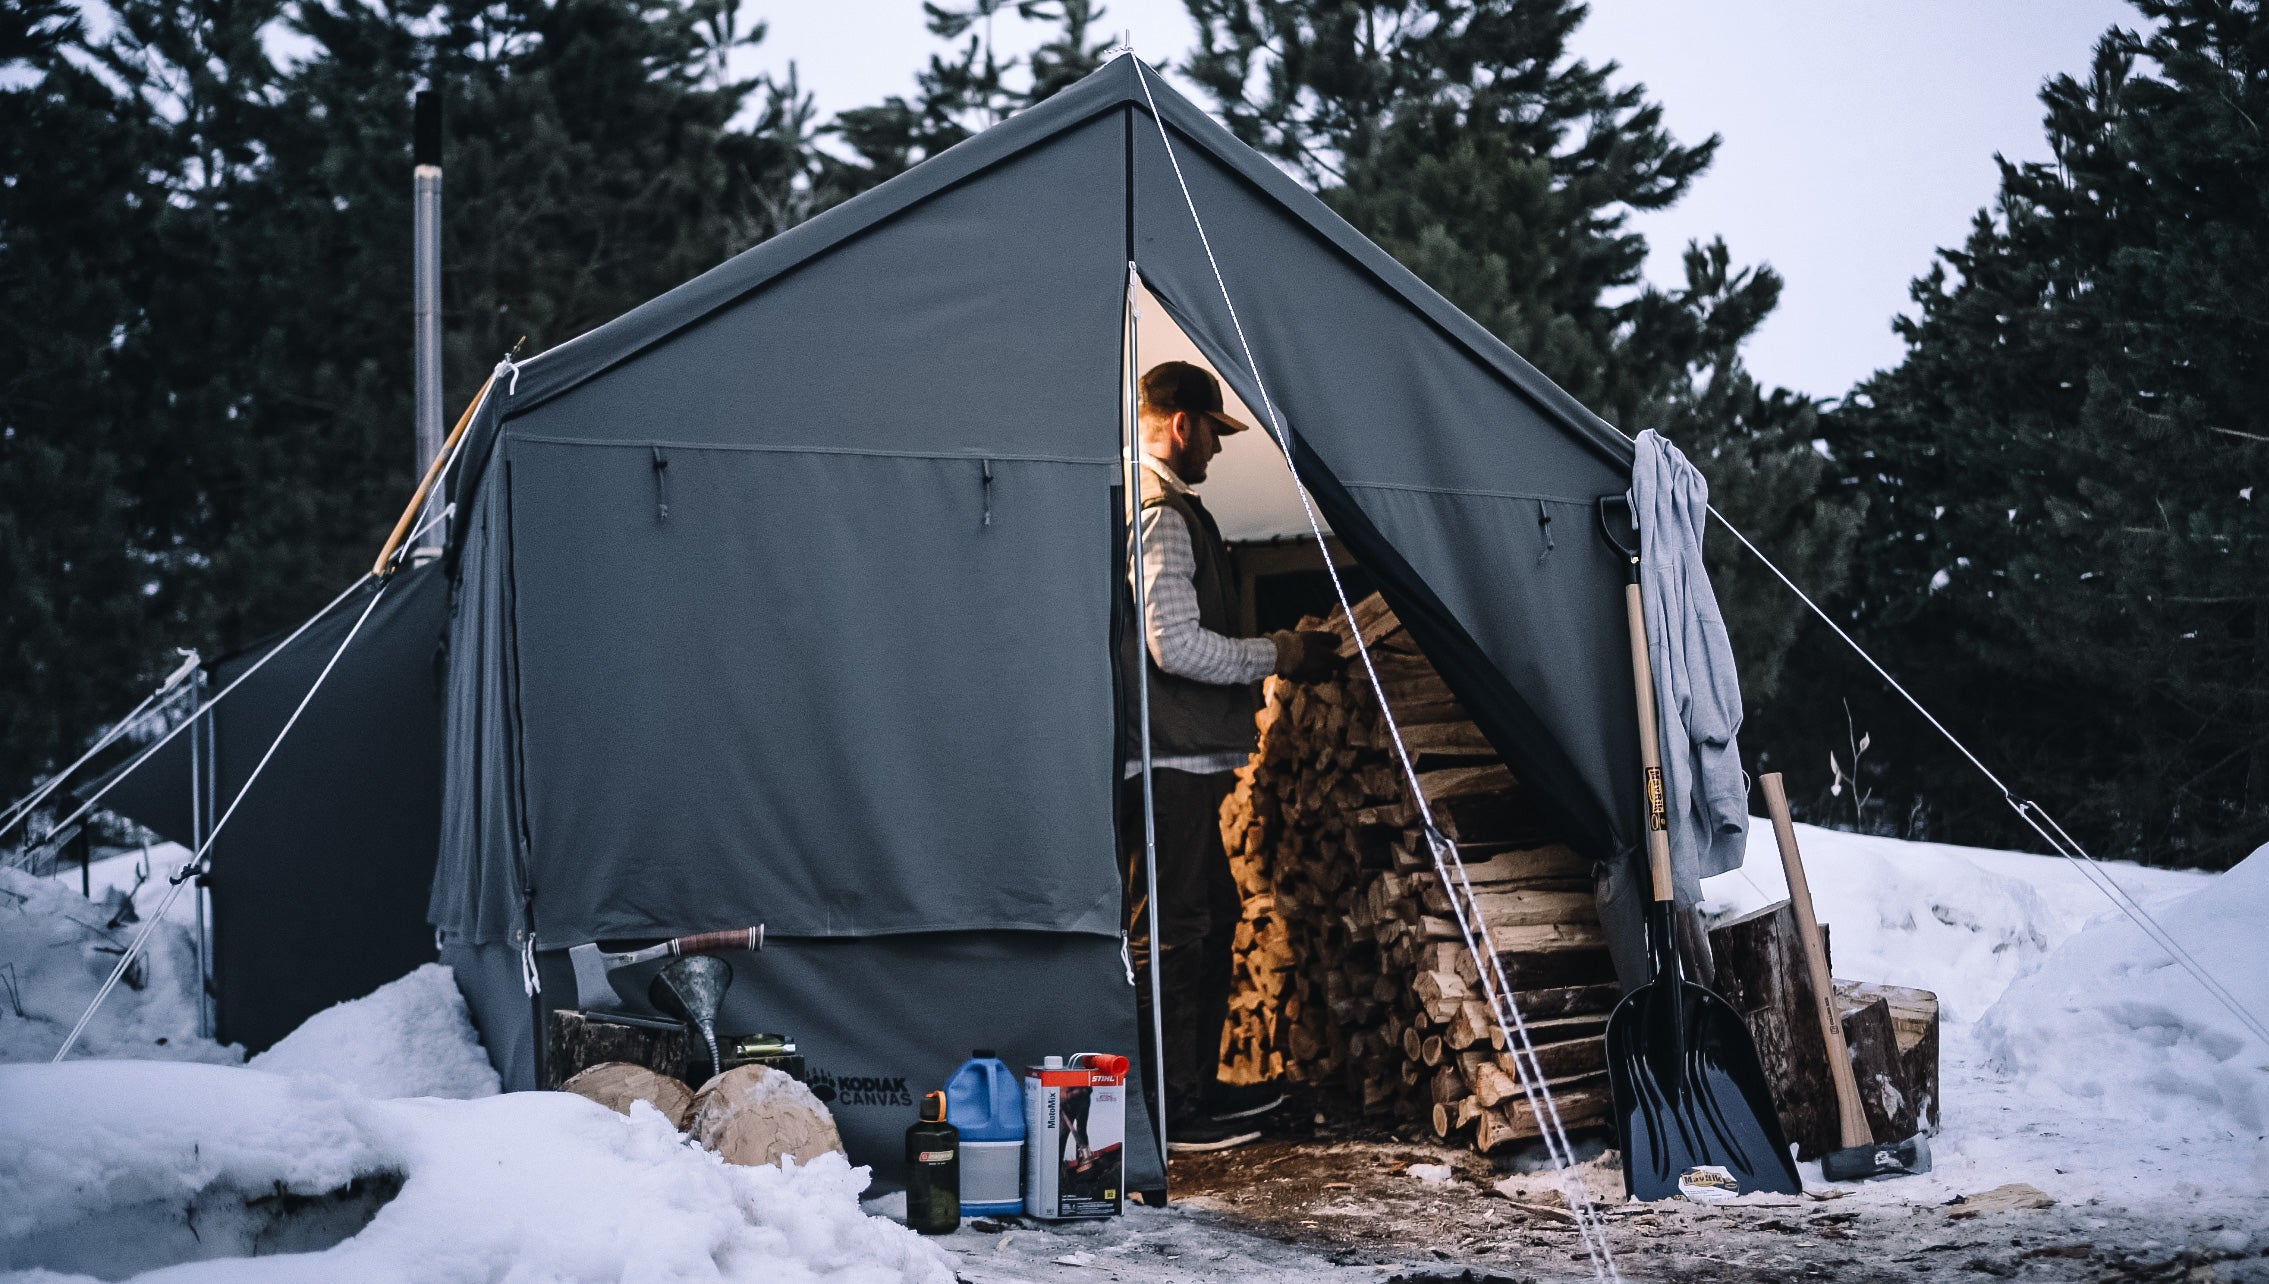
[20,424,461,864]
[24,573,375,855]
[0,654,200,844]
[1128,55,1620,1282]
[1709,506,2269,1048]
[53,576,394,1062]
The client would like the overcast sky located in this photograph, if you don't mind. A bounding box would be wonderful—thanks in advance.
[741,0,2137,401]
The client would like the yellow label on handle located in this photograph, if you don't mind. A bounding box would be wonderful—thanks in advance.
[1645,766,1668,831]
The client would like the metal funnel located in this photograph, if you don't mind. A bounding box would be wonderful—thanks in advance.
[651,954,733,1082]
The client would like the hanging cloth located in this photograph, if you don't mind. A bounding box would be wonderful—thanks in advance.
[1628,429,1749,899]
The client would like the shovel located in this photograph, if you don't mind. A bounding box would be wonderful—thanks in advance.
[1599,498,1802,1202]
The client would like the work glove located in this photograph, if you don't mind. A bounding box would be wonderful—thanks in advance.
[1270,629,1342,684]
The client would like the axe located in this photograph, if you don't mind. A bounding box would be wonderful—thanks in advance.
[568,926,764,1013]
[1760,775,1930,1181]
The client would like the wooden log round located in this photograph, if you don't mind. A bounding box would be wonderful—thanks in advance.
[558,1061,696,1131]
[688,1064,846,1167]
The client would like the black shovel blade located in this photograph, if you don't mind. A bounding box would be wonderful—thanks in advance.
[1607,978,1803,1201]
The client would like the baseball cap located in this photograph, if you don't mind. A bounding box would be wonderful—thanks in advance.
[1139,361,1255,436]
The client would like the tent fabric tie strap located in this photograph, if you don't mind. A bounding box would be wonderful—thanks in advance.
[1127,54,1622,1284]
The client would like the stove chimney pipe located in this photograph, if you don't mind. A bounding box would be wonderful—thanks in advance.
[411,88,444,560]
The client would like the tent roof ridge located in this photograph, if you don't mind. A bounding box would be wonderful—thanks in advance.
[467,53,1632,480]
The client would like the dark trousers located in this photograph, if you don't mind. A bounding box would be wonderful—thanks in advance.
[1121,769,1240,1115]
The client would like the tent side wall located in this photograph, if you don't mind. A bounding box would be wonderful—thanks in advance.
[434,106,1168,1192]
[436,110,1136,950]
[208,563,450,1050]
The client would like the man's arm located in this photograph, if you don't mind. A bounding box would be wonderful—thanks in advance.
[1135,505,1277,684]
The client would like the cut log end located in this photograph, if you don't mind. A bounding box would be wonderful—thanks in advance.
[559,1061,696,1131]
[689,1064,845,1168]
[1218,592,1618,1154]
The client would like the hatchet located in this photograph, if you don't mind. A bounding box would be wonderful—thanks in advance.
[568,926,764,1014]
[1759,775,1931,1182]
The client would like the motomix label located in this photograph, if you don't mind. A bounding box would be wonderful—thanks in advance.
[1022,1059,1126,1220]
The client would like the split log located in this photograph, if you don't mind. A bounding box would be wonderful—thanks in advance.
[689,1064,845,1167]
[545,1008,689,1091]
[558,1062,696,1130]
[1835,981,1941,1142]
[1217,593,1620,1151]
[1707,901,1941,1158]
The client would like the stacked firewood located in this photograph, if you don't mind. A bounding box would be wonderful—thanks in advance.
[1217,593,1621,1151]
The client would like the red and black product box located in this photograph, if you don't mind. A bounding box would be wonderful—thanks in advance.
[1022,1053,1127,1219]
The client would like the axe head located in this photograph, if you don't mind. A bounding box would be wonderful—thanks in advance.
[1821,1131,1931,1182]
[568,942,630,1012]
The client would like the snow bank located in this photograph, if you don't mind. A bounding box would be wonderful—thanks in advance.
[1702,823,2268,1211]
[0,1062,383,1246]
[249,963,499,1100]
[1700,821,2209,1021]
[0,1061,956,1283]
[0,865,238,1066]
[1978,846,2268,1134]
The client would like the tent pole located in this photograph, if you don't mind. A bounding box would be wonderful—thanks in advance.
[190,672,215,1040]
[1124,262,1170,1174]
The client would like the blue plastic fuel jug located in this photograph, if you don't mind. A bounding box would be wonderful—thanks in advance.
[944,1050,1025,1215]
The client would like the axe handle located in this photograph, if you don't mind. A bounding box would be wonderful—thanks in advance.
[1760,773,1873,1150]
[671,926,763,956]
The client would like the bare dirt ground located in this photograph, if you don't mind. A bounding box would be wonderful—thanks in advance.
[914,1115,2267,1284]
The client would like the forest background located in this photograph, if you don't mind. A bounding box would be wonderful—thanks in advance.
[3,0,2262,868]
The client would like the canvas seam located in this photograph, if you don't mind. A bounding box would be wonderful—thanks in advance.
[508,433,1117,467]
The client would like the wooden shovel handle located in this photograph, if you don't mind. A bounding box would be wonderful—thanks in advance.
[1623,581,1675,903]
[371,369,497,577]
[671,926,763,956]
[1760,772,1872,1149]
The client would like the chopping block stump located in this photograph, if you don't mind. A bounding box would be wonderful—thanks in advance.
[545,1008,690,1090]
[1707,901,1941,1159]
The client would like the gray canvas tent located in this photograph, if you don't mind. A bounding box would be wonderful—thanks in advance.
[429,52,1646,1189]
[91,54,1663,1196]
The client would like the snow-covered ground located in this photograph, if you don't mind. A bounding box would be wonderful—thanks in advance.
[0,851,233,1067]
[1699,824,2266,1225]
[1,825,2262,1281]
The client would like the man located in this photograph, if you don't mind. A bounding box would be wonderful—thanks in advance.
[1122,361,1338,1152]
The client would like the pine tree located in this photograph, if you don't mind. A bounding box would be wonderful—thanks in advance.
[819,0,1110,203]
[1828,0,2269,866]
[0,0,815,800]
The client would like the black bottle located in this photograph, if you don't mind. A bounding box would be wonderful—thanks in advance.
[905,1090,961,1235]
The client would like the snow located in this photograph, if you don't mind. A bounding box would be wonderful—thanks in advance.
[1976,846,2269,1142]
[2,821,2262,1280]
[0,863,237,1066]
[0,1061,956,1282]
[248,963,499,1100]
[1700,822,2266,1218]
[1698,821,2210,1022]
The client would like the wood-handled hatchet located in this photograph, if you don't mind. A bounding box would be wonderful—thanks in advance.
[1758,774,1930,1182]
[568,926,764,1013]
